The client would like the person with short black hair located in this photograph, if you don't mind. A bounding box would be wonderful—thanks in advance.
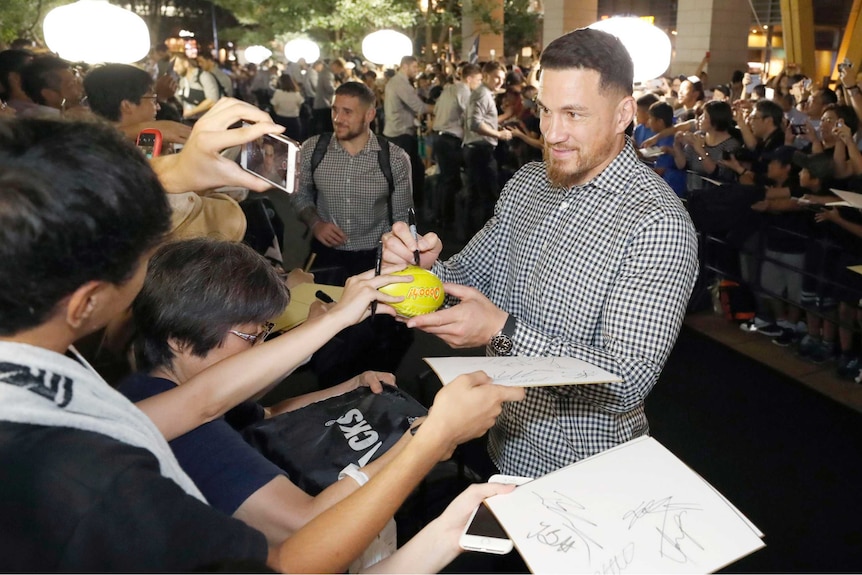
[19,56,86,117]
[725,98,786,185]
[83,63,192,149]
[382,27,699,478]
[633,92,659,147]
[197,50,233,98]
[84,63,157,123]
[646,101,686,196]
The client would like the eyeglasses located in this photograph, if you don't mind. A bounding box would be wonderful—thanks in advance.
[229,322,275,345]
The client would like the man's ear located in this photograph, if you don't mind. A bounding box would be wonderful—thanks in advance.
[119,99,136,120]
[616,96,636,135]
[364,105,376,125]
[65,281,105,330]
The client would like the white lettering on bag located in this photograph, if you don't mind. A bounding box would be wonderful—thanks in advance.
[325,408,384,467]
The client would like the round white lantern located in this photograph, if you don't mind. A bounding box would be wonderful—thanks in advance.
[244,45,273,66]
[43,0,150,64]
[588,17,672,83]
[362,30,413,66]
[284,38,320,64]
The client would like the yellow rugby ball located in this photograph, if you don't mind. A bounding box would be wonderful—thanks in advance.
[379,266,445,317]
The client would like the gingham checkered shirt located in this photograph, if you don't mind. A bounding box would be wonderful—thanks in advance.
[292,132,413,251]
[432,140,699,477]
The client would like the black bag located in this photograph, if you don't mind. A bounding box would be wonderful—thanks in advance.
[242,384,427,495]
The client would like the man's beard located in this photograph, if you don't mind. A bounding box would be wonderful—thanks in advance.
[543,144,586,189]
[543,138,615,188]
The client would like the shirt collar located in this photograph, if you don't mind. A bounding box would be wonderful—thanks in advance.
[332,129,378,155]
[566,138,639,196]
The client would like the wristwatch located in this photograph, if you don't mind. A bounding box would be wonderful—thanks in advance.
[490,314,517,356]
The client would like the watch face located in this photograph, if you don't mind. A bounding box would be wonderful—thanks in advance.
[491,334,513,355]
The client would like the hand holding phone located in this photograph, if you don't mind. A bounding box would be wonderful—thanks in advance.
[240,123,301,194]
[459,474,531,555]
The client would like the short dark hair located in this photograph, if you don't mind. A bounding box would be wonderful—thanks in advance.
[539,27,633,96]
[84,64,154,122]
[0,119,171,335]
[460,63,481,79]
[132,239,289,371]
[197,50,215,62]
[335,81,376,107]
[20,56,70,105]
[0,49,33,100]
[824,103,859,135]
[819,88,838,106]
[636,93,659,109]
[482,61,504,76]
[703,100,733,132]
[754,98,784,129]
[648,101,673,128]
[400,55,417,67]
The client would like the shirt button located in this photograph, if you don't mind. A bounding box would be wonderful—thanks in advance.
[560,202,569,210]
[346,198,351,204]
[541,242,548,250]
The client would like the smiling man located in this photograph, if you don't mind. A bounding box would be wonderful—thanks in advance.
[291,81,414,384]
[382,27,699,477]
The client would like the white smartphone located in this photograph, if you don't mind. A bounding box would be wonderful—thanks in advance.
[459,503,513,554]
[459,474,531,554]
[239,123,300,194]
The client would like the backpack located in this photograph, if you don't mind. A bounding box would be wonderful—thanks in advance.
[310,132,395,225]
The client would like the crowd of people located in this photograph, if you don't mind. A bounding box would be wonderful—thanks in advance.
[0,21,857,572]
[624,54,862,383]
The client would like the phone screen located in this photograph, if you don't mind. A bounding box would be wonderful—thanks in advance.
[137,133,160,159]
[465,504,509,539]
[241,130,300,194]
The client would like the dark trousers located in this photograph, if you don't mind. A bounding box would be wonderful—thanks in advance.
[311,107,333,137]
[307,239,414,387]
[463,142,498,238]
[387,133,425,218]
[272,115,302,142]
[432,132,463,225]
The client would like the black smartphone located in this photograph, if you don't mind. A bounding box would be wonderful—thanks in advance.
[791,124,806,136]
[722,150,732,161]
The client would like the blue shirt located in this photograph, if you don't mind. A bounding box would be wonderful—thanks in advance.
[653,135,687,197]
[119,373,283,515]
[633,123,655,148]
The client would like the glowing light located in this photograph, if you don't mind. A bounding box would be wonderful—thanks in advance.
[362,30,413,66]
[43,0,150,64]
[588,17,672,83]
[284,38,320,63]
[244,45,273,65]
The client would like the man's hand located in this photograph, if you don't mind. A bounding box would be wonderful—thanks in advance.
[382,221,442,268]
[418,371,525,458]
[151,98,285,194]
[497,127,513,141]
[313,221,347,247]
[406,283,508,349]
[327,266,411,326]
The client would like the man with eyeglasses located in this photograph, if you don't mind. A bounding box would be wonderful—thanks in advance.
[83,63,191,148]
[726,98,785,186]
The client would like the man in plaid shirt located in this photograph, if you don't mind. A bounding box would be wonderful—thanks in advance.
[383,28,699,477]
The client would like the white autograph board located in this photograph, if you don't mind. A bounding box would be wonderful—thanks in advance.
[485,437,764,574]
[423,356,622,387]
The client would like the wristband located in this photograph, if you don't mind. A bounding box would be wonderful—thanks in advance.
[338,463,369,486]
